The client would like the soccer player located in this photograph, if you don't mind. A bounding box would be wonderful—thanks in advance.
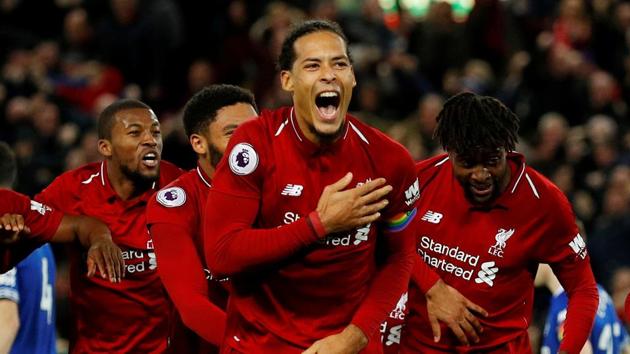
[401,92,599,353]
[0,141,123,354]
[146,84,258,352]
[0,141,123,278]
[35,99,182,353]
[537,264,630,354]
[203,20,433,354]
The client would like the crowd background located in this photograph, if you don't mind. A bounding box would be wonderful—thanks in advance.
[1,0,629,351]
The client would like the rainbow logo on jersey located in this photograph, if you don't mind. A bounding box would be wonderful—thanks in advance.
[385,208,417,233]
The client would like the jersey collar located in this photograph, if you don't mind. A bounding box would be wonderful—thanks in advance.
[196,165,212,188]
[100,160,158,205]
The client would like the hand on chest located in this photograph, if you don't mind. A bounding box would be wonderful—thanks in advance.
[263,154,380,249]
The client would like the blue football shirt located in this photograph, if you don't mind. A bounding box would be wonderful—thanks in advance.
[0,244,56,354]
[542,285,629,354]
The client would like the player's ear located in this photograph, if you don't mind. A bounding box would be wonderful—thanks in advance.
[189,134,207,155]
[280,70,293,92]
[98,139,112,158]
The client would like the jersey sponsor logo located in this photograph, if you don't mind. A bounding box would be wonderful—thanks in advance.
[120,241,157,274]
[228,143,258,175]
[568,233,587,259]
[281,184,303,196]
[283,211,371,247]
[156,187,186,207]
[380,321,403,348]
[283,211,301,224]
[488,228,515,258]
[30,200,52,215]
[321,223,373,247]
[421,210,443,224]
[475,261,499,287]
[404,178,420,206]
[353,223,371,245]
[418,236,478,281]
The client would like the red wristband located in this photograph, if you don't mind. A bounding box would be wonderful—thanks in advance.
[307,212,327,239]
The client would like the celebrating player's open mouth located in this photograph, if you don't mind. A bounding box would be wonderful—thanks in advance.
[140,149,160,169]
[314,90,341,122]
[470,183,493,199]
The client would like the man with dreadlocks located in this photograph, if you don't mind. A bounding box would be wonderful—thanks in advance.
[400,92,599,353]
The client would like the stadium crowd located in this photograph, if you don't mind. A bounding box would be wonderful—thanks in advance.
[1,0,630,353]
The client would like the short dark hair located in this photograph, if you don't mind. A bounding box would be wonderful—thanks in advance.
[278,19,351,71]
[0,141,17,188]
[434,92,519,153]
[97,99,152,139]
[183,84,257,137]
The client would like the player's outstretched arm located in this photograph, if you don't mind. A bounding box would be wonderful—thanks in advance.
[54,215,124,283]
[204,173,392,277]
[552,259,598,353]
[425,279,488,345]
[0,214,31,244]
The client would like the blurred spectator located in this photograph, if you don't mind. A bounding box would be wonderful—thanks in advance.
[529,112,569,176]
[387,93,444,161]
[407,1,468,91]
[589,165,630,291]
[95,0,183,105]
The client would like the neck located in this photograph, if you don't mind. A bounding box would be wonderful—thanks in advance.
[293,106,344,146]
[198,158,215,179]
[106,162,146,201]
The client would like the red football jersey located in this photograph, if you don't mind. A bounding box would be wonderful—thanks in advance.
[146,166,228,354]
[0,189,63,273]
[35,160,182,353]
[402,153,597,352]
[204,107,421,353]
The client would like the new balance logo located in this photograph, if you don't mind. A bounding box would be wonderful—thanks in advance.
[421,210,443,224]
[475,261,498,287]
[568,233,587,259]
[281,184,303,196]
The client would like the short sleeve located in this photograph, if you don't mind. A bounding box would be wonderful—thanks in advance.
[35,171,79,213]
[0,190,63,243]
[146,186,194,233]
[0,267,19,302]
[210,122,265,199]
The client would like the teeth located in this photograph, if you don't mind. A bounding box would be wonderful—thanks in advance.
[144,153,156,160]
[319,92,338,98]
